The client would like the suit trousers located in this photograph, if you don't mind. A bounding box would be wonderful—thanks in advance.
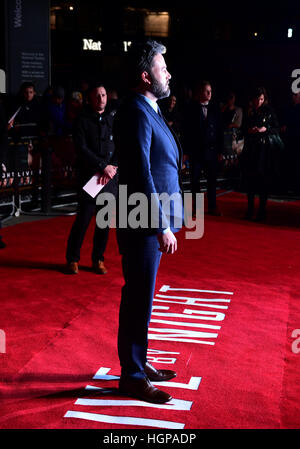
[190,159,218,210]
[66,199,109,263]
[117,231,162,379]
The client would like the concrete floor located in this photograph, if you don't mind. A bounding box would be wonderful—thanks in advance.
[1,205,77,227]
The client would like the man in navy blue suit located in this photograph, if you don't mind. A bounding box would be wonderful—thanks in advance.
[113,40,183,404]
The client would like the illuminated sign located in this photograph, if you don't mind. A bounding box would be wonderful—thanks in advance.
[83,39,102,51]
[123,41,132,52]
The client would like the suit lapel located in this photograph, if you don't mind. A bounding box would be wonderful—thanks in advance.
[141,97,171,135]
[158,111,181,166]
[164,116,183,166]
[199,103,209,125]
[137,96,180,163]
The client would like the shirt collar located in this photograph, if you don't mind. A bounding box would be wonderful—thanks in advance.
[138,94,158,113]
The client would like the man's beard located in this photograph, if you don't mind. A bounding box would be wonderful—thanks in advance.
[151,77,170,100]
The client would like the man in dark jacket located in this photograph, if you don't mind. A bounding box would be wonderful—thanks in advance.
[183,80,223,215]
[8,81,42,140]
[65,82,117,274]
[8,82,43,206]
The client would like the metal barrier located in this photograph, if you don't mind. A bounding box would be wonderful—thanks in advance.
[0,134,78,219]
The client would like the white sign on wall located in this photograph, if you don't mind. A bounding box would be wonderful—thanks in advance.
[83,39,102,51]
[0,69,6,93]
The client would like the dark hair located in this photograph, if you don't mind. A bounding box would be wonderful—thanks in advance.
[194,79,211,91]
[86,81,106,97]
[20,81,35,90]
[53,85,65,99]
[18,81,35,97]
[251,86,268,104]
[126,39,166,87]
[224,90,236,102]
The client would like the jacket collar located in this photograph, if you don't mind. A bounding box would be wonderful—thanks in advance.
[134,94,164,128]
[133,93,182,163]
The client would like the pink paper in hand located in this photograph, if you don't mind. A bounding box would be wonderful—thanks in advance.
[82,175,106,198]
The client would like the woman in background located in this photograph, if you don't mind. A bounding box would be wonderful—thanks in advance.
[242,86,283,221]
[221,91,243,177]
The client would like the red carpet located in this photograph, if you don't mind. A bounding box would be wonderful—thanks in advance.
[1,191,300,429]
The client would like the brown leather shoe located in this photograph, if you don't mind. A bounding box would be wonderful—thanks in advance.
[144,361,177,382]
[119,375,172,404]
[93,260,107,274]
[66,261,78,274]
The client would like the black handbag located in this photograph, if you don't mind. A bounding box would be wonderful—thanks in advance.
[267,133,284,151]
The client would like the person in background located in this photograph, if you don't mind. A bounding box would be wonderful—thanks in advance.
[44,85,70,136]
[65,82,117,275]
[106,88,121,113]
[183,80,223,216]
[221,90,243,156]
[79,79,90,106]
[6,81,42,204]
[66,91,83,127]
[160,93,182,138]
[242,86,283,221]
[221,90,243,181]
[8,82,41,136]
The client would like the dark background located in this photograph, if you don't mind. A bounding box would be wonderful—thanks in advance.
[2,0,300,110]
[49,0,300,110]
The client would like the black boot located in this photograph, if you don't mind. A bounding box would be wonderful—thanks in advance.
[255,195,267,222]
[0,236,6,249]
[244,193,254,220]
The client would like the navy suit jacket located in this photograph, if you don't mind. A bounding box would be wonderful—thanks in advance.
[113,93,183,235]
